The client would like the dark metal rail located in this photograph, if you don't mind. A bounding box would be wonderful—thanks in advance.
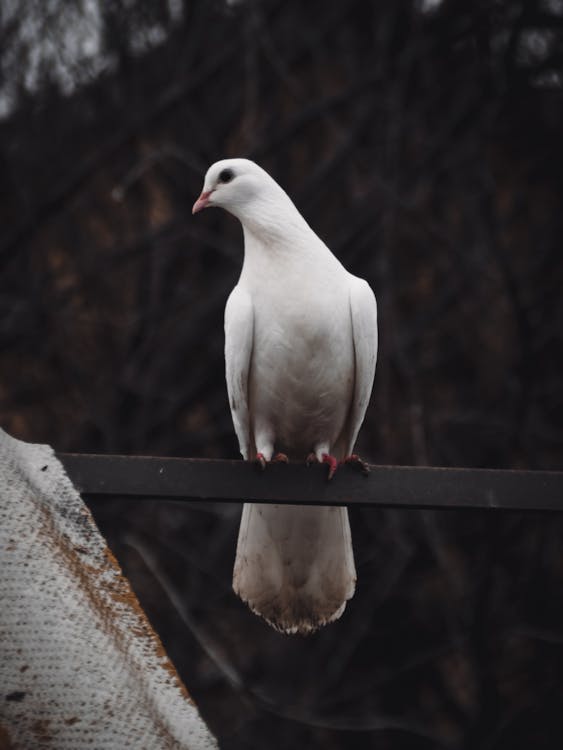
[57,453,563,511]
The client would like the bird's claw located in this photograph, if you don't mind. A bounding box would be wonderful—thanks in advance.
[255,452,288,470]
[306,452,340,480]
[321,453,338,481]
[342,453,370,476]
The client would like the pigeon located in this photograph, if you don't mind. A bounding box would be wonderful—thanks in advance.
[193,159,378,634]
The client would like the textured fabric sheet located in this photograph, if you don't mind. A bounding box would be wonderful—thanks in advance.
[0,429,217,749]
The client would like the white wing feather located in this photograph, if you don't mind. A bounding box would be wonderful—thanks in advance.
[224,285,254,460]
[345,276,378,454]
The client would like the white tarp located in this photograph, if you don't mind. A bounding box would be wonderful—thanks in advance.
[0,429,218,750]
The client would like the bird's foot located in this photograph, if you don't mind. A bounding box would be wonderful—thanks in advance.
[306,452,338,480]
[255,452,288,470]
[322,453,338,481]
[342,453,370,476]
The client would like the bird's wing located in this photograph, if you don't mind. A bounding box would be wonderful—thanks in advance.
[224,285,254,460]
[344,275,378,455]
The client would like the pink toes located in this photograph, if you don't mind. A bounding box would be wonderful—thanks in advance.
[306,452,339,480]
[343,454,370,476]
[321,453,338,481]
[255,452,289,469]
[305,452,370,479]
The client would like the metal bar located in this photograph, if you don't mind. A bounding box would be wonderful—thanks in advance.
[57,453,563,511]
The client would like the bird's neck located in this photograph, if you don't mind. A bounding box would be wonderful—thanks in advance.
[239,222,339,294]
[236,191,312,246]
[232,189,337,283]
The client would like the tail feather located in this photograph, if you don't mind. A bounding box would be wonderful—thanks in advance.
[233,503,356,634]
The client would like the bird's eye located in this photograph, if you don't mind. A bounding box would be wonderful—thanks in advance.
[218,168,234,184]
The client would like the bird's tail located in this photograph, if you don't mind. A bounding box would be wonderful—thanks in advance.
[233,503,356,634]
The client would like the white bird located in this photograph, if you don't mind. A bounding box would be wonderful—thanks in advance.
[193,159,378,634]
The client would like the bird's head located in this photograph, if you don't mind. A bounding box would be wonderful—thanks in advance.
[192,158,296,231]
[192,158,275,216]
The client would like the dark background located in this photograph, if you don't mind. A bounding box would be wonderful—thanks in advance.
[2,1,563,747]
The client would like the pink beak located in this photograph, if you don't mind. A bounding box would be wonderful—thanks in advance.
[192,190,213,214]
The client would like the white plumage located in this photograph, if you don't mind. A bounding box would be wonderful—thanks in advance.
[193,158,378,634]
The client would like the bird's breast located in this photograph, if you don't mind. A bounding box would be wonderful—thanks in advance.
[248,284,354,453]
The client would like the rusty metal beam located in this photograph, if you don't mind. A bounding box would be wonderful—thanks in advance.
[57,453,563,512]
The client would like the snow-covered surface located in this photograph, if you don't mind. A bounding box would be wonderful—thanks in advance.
[0,428,218,749]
